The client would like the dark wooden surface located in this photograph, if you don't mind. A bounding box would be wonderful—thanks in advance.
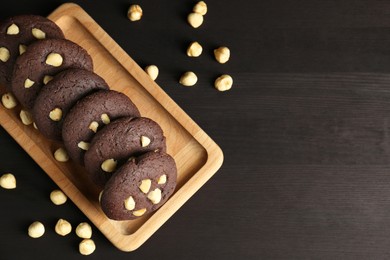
[2,0,390,259]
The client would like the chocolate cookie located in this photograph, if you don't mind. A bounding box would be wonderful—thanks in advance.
[11,38,93,110]
[62,89,140,165]
[0,15,64,89]
[32,69,109,141]
[100,151,177,220]
[84,116,167,188]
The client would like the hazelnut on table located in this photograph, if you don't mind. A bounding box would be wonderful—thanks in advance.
[214,46,230,64]
[76,222,92,239]
[179,71,198,86]
[54,147,69,162]
[128,4,143,21]
[79,239,96,255]
[187,12,203,28]
[145,65,159,81]
[215,74,233,91]
[50,189,67,205]
[187,41,203,57]
[0,173,16,189]
[55,218,72,236]
[193,1,208,15]
[28,221,45,238]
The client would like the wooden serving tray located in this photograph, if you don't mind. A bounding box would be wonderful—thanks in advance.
[0,3,223,251]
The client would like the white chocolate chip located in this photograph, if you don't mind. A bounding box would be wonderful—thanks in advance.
[55,219,72,236]
[214,74,233,92]
[28,221,45,238]
[24,78,34,88]
[77,141,90,151]
[193,1,208,15]
[124,196,136,210]
[45,52,63,67]
[132,208,147,217]
[187,12,204,28]
[1,92,18,109]
[49,107,62,121]
[32,28,46,39]
[179,71,198,86]
[187,41,203,57]
[0,173,16,189]
[0,47,10,62]
[157,174,167,185]
[89,121,99,133]
[98,190,103,202]
[6,24,19,35]
[19,44,27,55]
[101,113,110,124]
[20,110,33,125]
[139,179,151,194]
[50,189,67,205]
[101,158,117,173]
[127,4,143,21]
[145,65,159,81]
[33,122,38,130]
[79,239,96,255]
[147,188,162,204]
[140,135,151,147]
[214,46,230,64]
[54,147,69,162]
[43,75,53,85]
[75,222,92,239]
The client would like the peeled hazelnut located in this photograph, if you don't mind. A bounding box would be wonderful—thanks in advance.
[19,44,27,55]
[28,221,45,238]
[193,1,208,15]
[20,110,33,125]
[101,113,110,124]
[76,222,92,239]
[0,173,16,189]
[55,218,72,236]
[179,71,198,86]
[32,28,46,39]
[54,147,69,162]
[2,92,18,109]
[49,107,62,121]
[187,41,203,57]
[128,4,143,21]
[132,208,147,217]
[89,121,99,133]
[214,46,230,64]
[45,52,63,67]
[214,74,233,92]
[140,135,151,147]
[187,12,203,28]
[78,141,90,151]
[101,158,117,173]
[124,196,136,210]
[139,179,151,194]
[157,174,167,185]
[0,47,10,62]
[79,239,96,255]
[147,188,162,204]
[145,65,159,81]
[24,78,34,88]
[7,24,19,35]
[50,189,67,205]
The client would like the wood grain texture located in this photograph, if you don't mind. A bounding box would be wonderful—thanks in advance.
[0,3,223,252]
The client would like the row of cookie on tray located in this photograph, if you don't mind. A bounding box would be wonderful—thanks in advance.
[0,15,177,220]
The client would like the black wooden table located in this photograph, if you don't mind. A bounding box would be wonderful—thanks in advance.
[2,0,390,259]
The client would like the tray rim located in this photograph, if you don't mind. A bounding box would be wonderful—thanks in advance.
[0,2,224,252]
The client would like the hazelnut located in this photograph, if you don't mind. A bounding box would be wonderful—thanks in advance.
[55,218,72,236]
[49,107,62,121]
[20,110,33,125]
[6,24,19,35]
[0,47,10,62]
[179,71,198,86]
[140,135,151,147]
[101,158,117,173]
[214,46,230,64]
[19,44,27,55]
[187,12,203,28]
[75,222,92,239]
[157,174,167,185]
[50,189,67,205]
[214,74,233,91]
[193,1,207,15]
[1,92,18,109]
[43,75,53,85]
[28,221,45,238]
[0,173,16,189]
[78,141,90,151]
[139,179,151,194]
[132,208,147,217]
[79,239,96,255]
[187,41,203,57]
[32,28,46,39]
[54,147,69,162]
[145,65,159,81]
[124,196,136,211]
[24,78,34,88]
[127,4,143,21]
[147,188,162,204]
[101,113,110,124]
[88,121,99,133]
[45,52,63,67]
